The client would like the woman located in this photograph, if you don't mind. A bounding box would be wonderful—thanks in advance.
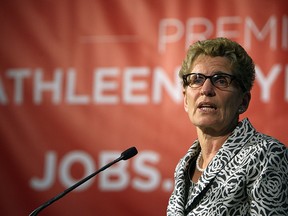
[167,38,288,215]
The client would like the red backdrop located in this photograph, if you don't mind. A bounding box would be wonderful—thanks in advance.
[0,0,287,215]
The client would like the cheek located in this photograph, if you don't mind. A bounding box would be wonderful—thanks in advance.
[183,94,188,112]
[183,90,190,112]
[223,95,242,113]
[184,91,196,113]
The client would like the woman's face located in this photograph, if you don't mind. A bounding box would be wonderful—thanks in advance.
[183,55,250,135]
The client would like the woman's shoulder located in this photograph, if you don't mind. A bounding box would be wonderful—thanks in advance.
[244,131,288,171]
[252,131,287,153]
[240,118,287,154]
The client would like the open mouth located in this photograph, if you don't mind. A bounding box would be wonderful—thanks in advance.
[198,102,217,111]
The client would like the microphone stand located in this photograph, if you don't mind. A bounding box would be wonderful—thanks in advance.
[29,147,137,216]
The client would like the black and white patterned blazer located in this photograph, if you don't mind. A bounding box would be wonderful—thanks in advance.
[167,118,288,216]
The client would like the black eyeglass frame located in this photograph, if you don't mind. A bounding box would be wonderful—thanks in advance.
[182,72,247,92]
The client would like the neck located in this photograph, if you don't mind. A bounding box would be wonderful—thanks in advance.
[198,132,229,151]
[196,129,231,168]
[196,117,238,151]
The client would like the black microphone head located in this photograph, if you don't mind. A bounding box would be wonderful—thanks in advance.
[121,147,138,160]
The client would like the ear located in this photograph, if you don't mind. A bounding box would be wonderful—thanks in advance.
[239,92,251,114]
[183,88,189,112]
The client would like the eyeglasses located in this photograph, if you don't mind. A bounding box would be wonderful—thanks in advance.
[182,72,246,91]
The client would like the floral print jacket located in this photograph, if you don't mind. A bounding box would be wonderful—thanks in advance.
[167,118,288,216]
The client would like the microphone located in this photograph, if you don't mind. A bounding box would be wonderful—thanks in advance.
[29,147,138,216]
[120,146,138,160]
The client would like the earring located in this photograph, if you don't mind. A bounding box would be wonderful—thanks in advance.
[238,107,244,113]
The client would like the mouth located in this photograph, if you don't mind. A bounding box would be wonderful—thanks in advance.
[197,102,217,111]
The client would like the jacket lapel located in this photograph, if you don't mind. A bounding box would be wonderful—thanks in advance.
[171,140,200,214]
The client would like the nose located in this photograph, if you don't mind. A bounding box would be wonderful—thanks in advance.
[200,78,216,96]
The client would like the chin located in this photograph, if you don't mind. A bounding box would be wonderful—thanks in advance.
[193,119,216,128]
[192,115,221,127]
